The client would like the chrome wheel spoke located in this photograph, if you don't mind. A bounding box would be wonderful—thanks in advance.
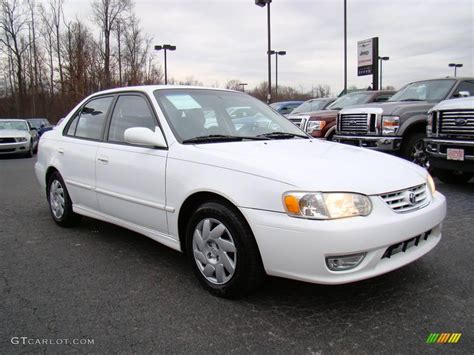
[215,264,225,283]
[194,250,207,265]
[193,229,205,250]
[202,219,211,240]
[209,224,226,240]
[202,264,215,277]
[221,253,235,274]
[217,238,236,253]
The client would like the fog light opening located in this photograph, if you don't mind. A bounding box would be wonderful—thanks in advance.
[326,253,366,271]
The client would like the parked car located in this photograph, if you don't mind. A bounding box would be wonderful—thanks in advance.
[0,119,37,157]
[269,100,304,115]
[334,78,474,166]
[288,91,394,140]
[36,86,446,298]
[426,96,474,183]
[28,118,53,137]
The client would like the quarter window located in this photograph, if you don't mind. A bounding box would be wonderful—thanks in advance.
[108,95,157,143]
[75,96,113,140]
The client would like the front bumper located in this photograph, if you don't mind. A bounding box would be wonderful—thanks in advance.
[240,191,446,285]
[426,138,474,173]
[0,141,30,155]
[334,135,402,151]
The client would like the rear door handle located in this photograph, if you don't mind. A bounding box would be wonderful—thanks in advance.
[58,148,64,154]
[97,156,109,164]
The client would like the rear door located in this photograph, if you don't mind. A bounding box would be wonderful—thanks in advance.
[95,93,169,235]
[59,95,114,212]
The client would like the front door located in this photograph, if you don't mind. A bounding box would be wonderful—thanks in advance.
[95,93,169,235]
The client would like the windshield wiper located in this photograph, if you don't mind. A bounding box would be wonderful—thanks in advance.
[182,134,269,144]
[182,135,243,144]
[399,98,424,102]
[256,131,308,139]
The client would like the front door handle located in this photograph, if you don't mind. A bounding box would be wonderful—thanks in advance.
[97,156,109,164]
[58,148,64,154]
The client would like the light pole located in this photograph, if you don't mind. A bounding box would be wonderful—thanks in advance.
[269,50,286,101]
[238,83,248,92]
[448,63,463,77]
[255,0,272,103]
[343,0,347,95]
[154,44,176,85]
[378,56,389,89]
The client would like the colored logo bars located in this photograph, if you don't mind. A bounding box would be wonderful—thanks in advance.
[426,333,462,344]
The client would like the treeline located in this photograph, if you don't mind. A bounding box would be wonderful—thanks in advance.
[0,0,332,123]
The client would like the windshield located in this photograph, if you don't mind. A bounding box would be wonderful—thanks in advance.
[292,99,328,114]
[0,120,28,131]
[327,92,373,110]
[389,79,456,102]
[154,89,307,143]
[28,119,48,129]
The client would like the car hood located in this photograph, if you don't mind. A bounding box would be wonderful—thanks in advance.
[431,97,474,111]
[185,139,427,195]
[343,101,437,116]
[288,109,338,119]
[0,129,30,138]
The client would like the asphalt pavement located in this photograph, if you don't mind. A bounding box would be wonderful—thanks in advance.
[0,156,473,354]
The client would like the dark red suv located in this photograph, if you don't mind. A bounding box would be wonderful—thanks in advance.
[288,90,395,140]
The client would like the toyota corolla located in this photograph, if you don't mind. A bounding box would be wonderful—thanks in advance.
[35,86,447,298]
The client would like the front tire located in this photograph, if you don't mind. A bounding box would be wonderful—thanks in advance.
[47,171,82,227]
[434,169,472,184]
[185,201,265,298]
[401,132,428,168]
[24,142,33,158]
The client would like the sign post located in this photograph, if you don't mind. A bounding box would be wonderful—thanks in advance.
[357,37,379,90]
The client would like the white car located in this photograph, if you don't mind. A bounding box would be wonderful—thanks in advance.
[35,86,447,298]
[0,119,37,157]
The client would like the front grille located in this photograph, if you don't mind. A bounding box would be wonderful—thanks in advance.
[439,109,474,135]
[339,113,368,133]
[380,184,430,213]
[0,138,16,143]
[0,148,16,152]
[382,230,432,259]
[289,118,303,127]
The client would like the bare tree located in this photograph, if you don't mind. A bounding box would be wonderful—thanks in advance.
[92,0,131,88]
[225,79,242,91]
[0,0,30,115]
[50,0,64,93]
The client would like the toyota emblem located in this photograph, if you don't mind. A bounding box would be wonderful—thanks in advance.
[408,192,417,205]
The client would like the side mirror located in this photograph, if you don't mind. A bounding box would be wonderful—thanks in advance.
[124,127,167,148]
[458,91,470,98]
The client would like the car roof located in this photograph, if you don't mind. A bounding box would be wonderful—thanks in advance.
[89,85,237,96]
[0,118,28,122]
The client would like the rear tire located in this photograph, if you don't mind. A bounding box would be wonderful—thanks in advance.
[434,169,472,184]
[401,132,428,168]
[185,201,265,298]
[47,171,82,227]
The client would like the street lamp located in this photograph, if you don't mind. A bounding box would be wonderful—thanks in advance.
[269,50,286,101]
[154,44,177,85]
[238,83,248,92]
[255,0,272,103]
[448,63,463,77]
[378,56,390,89]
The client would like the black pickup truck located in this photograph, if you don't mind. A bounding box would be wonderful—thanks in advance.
[334,78,474,166]
[426,97,474,183]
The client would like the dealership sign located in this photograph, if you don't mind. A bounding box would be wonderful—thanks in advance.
[357,38,377,76]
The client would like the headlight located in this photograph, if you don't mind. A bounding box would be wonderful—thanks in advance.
[283,192,372,220]
[15,137,27,142]
[306,120,326,133]
[427,174,436,195]
[426,112,433,135]
[382,115,400,135]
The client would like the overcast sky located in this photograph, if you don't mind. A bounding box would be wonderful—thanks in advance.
[64,0,473,95]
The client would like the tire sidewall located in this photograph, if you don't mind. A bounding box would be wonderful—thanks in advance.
[47,172,75,225]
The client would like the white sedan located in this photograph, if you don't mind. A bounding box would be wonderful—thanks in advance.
[35,86,446,298]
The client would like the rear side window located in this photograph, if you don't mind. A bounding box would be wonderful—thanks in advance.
[74,96,113,140]
[107,95,157,143]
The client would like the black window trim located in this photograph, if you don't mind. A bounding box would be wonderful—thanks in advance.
[102,91,168,150]
[63,94,116,142]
